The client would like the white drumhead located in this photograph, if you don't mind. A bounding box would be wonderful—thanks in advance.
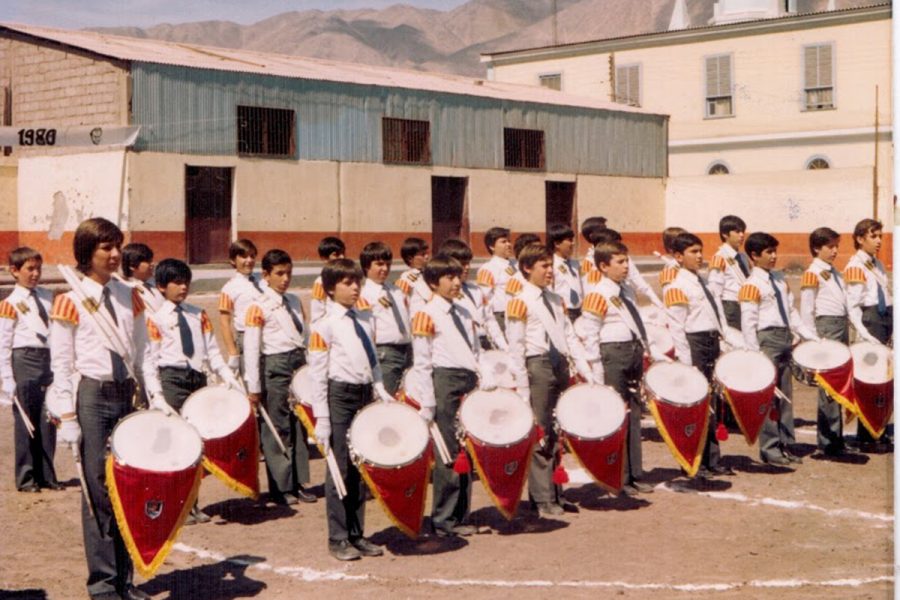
[349,402,429,467]
[647,324,674,355]
[459,389,533,446]
[851,342,893,384]
[793,340,851,371]
[556,384,625,440]
[645,362,708,406]
[290,365,314,407]
[181,386,250,440]
[479,350,517,389]
[111,411,202,472]
[715,349,776,392]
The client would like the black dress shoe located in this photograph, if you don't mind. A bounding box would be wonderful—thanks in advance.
[536,502,564,517]
[695,467,714,479]
[294,487,317,504]
[122,585,152,600]
[18,484,40,493]
[271,493,299,506]
[783,450,803,464]
[329,540,361,561]
[631,481,654,493]
[42,481,65,491]
[186,506,211,525]
[90,592,120,600]
[350,537,384,557]
[762,455,791,466]
[709,464,736,476]
[434,523,477,537]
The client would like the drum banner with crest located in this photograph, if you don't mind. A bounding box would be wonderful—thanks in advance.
[853,379,893,438]
[466,427,539,520]
[202,414,260,499]
[649,396,710,477]
[813,361,857,415]
[721,385,774,446]
[561,427,626,493]
[106,457,202,578]
[358,445,433,538]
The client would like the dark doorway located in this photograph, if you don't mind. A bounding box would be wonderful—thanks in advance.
[546,181,575,234]
[185,166,232,264]
[431,176,468,251]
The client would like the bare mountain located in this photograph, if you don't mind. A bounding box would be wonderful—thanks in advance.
[88,0,886,77]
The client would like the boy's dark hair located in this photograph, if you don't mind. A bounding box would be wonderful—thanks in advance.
[317,236,346,260]
[73,217,124,274]
[671,232,703,255]
[718,215,747,242]
[594,241,629,268]
[9,247,42,270]
[744,232,779,260]
[853,218,882,249]
[662,227,688,254]
[400,237,429,266]
[359,241,393,272]
[261,249,293,273]
[547,223,575,251]
[517,244,554,275]
[229,239,258,261]
[423,255,463,287]
[321,258,364,295]
[591,228,622,245]
[809,227,840,257]
[484,227,511,253]
[514,233,541,259]
[154,258,192,287]
[121,243,154,278]
[580,216,607,242]
[438,239,473,264]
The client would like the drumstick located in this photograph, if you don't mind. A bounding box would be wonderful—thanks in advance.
[325,449,347,499]
[233,375,290,457]
[773,388,792,404]
[72,444,96,520]
[11,393,35,438]
[429,422,453,465]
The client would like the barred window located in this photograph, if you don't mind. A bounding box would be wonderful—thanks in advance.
[237,106,295,157]
[382,117,431,164]
[504,128,545,170]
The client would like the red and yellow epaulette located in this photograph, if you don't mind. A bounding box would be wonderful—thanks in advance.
[800,271,819,289]
[476,269,494,287]
[131,288,145,317]
[505,277,523,296]
[411,312,435,337]
[710,255,727,271]
[659,266,679,287]
[737,284,761,303]
[586,270,602,285]
[843,266,866,285]
[396,278,412,296]
[506,298,528,321]
[200,310,213,334]
[50,294,79,325]
[146,318,162,342]
[218,292,234,314]
[244,304,264,328]
[311,280,326,301]
[581,258,595,273]
[355,298,371,311]
[581,293,608,317]
[308,331,328,352]
[0,300,16,320]
[664,287,689,307]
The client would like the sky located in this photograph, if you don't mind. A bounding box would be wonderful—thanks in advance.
[0,0,470,29]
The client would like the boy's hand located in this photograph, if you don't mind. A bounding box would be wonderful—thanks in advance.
[58,418,81,445]
[247,393,261,407]
[227,355,241,370]
[314,420,332,452]
[374,382,393,404]
[150,394,174,416]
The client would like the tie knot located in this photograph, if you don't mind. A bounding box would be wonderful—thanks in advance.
[174,304,183,313]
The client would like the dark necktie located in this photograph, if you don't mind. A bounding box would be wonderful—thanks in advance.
[30,289,48,344]
[619,289,648,346]
[462,284,477,307]
[736,253,750,278]
[449,304,473,350]
[696,273,722,327]
[769,272,790,326]
[385,290,407,337]
[101,287,129,382]
[283,296,304,336]
[143,281,154,293]
[349,310,377,370]
[830,266,842,291]
[540,290,563,368]
[175,305,194,358]
[869,260,888,316]
[566,260,580,306]
[248,274,263,293]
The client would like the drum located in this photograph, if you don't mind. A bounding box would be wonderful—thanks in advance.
[643,324,676,370]
[289,365,317,436]
[478,350,518,390]
[106,410,203,578]
[792,339,856,413]
[644,361,710,477]
[457,389,538,519]
[555,384,627,493]
[181,385,259,499]
[714,349,776,446]
[348,402,432,538]
[850,342,893,438]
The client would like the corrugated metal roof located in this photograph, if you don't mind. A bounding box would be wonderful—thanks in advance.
[0,22,665,119]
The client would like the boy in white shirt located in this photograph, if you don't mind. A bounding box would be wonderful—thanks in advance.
[219,239,264,374]
[476,227,516,332]
[396,237,432,316]
[310,236,346,324]
[121,243,164,314]
[709,215,750,331]
[548,224,584,322]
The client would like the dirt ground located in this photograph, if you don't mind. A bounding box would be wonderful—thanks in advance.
[0,286,893,600]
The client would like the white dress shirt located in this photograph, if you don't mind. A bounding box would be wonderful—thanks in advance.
[799,258,848,334]
[310,275,330,323]
[458,282,508,350]
[219,273,265,333]
[396,268,433,316]
[708,243,749,303]
[242,288,307,394]
[552,254,584,310]
[125,277,165,314]
[664,268,727,365]
[477,255,517,314]
[361,278,411,345]
[844,249,892,343]
[0,285,52,396]
[739,266,817,351]
[578,277,647,360]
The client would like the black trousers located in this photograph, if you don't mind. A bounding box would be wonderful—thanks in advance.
[526,354,569,503]
[431,367,477,529]
[601,340,645,482]
[159,366,207,412]
[376,343,412,397]
[722,300,742,331]
[77,377,136,598]
[686,331,721,469]
[325,380,372,543]
[12,347,57,489]
[261,349,309,494]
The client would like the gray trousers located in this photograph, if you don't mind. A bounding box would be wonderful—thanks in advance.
[77,377,136,598]
[261,349,309,495]
[526,355,569,503]
[12,348,57,490]
[757,327,795,461]
[815,316,849,450]
[376,343,411,397]
[857,306,893,443]
[159,366,207,412]
[324,380,372,543]
[601,340,645,482]
[431,367,477,529]
[722,300,742,331]
[686,331,721,469]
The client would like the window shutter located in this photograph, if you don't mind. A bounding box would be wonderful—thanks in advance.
[804,45,818,88]
[707,55,731,98]
[628,65,640,106]
[615,66,628,103]
[817,44,832,87]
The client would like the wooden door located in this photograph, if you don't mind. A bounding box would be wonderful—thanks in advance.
[185,166,232,264]
[431,176,469,251]
[546,181,575,233]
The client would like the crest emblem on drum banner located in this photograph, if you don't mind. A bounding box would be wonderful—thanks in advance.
[106,456,202,579]
[466,427,539,520]
[562,426,626,493]
[201,413,260,500]
[854,379,893,438]
[359,446,433,538]
[649,396,710,478]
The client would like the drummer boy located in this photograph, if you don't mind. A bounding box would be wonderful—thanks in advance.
[310,236,346,323]
[739,232,819,466]
[307,258,394,561]
[219,239,264,374]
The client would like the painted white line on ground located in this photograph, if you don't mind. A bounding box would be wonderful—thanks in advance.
[171,543,891,592]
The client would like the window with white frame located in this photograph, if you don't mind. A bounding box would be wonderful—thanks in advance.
[705,54,733,118]
[539,73,562,91]
[615,64,641,107]
[804,44,834,110]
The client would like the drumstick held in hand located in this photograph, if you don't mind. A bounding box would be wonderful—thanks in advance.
[11,393,35,438]
[429,422,453,465]
[233,375,289,457]
[325,449,347,499]
[72,444,96,519]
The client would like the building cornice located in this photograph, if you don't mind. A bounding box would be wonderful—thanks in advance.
[669,126,893,151]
